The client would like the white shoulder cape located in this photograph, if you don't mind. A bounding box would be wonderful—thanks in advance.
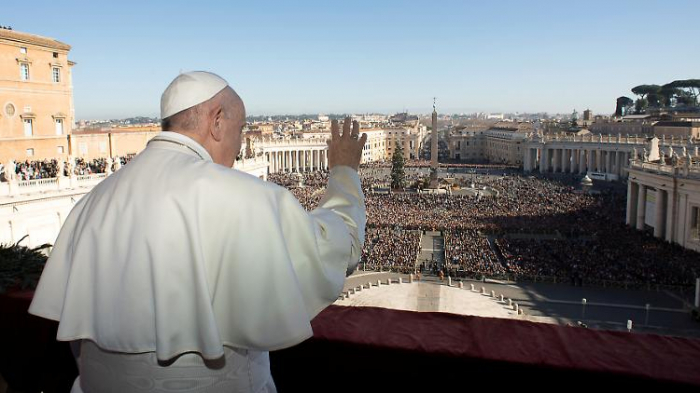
[28,133,365,361]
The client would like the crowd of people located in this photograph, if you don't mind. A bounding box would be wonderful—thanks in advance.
[270,161,700,290]
[444,229,505,278]
[360,228,421,273]
[1,155,135,181]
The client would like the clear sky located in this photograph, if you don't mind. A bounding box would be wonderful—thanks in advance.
[5,0,700,119]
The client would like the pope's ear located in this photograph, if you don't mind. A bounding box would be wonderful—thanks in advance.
[210,105,224,142]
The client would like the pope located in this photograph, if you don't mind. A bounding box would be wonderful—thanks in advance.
[28,71,368,393]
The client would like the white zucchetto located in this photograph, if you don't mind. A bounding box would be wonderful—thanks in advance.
[160,71,228,119]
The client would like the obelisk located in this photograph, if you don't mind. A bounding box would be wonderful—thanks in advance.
[430,98,439,187]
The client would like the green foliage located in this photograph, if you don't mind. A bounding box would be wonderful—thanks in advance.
[391,141,406,189]
[665,79,700,106]
[631,84,661,99]
[627,80,699,109]
[635,98,648,114]
[615,96,634,116]
[0,235,50,294]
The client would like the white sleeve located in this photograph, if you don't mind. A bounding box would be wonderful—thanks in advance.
[277,165,366,319]
[312,165,366,276]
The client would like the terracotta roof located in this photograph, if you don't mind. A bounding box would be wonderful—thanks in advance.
[0,29,71,51]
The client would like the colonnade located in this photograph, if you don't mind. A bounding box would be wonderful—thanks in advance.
[264,148,328,174]
[524,146,631,177]
[626,180,674,241]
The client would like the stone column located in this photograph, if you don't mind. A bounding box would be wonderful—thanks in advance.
[636,184,647,230]
[539,147,547,173]
[561,149,567,173]
[626,181,638,227]
[324,150,329,170]
[596,150,603,172]
[552,149,560,172]
[295,150,300,172]
[605,150,611,174]
[579,149,586,174]
[654,189,666,238]
[523,148,530,172]
[665,188,675,243]
[588,150,595,173]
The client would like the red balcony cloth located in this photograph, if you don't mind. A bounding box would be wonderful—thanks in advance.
[312,305,700,387]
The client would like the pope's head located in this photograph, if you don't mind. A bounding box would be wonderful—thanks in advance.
[160,71,246,168]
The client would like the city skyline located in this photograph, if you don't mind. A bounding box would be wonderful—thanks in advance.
[4,0,700,119]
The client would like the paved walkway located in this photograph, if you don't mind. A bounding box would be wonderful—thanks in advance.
[417,231,444,271]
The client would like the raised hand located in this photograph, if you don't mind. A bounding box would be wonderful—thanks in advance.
[327,117,367,171]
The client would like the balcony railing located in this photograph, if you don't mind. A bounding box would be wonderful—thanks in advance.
[0,173,108,198]
[2,291,698,391]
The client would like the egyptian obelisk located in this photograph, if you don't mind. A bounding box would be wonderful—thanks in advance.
[430,98,438,186]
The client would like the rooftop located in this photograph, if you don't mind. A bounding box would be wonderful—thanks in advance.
[0,28,71,51]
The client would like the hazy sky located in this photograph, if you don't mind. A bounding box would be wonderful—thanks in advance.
[5,0,700,119]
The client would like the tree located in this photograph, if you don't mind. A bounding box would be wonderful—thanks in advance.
[659,85,682,107]
[631,85,662,111]
[615,96,634,116]
[634,98,648,114]
[665,79,700,106]
[631,84,661,100]
[391,141,406,190]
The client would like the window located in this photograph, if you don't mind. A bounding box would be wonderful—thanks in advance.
[26,148,34,157]
[20,63,29,80]
[23,118,33,136]
[55,118,64,135]
[53,52,59,58]
[57,146,65,154]
[20,47,26,54]
[52,67,61,83]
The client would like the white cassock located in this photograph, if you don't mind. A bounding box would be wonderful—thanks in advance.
[28,131,366,393]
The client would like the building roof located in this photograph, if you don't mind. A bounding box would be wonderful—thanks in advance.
[654,121,700,127]
[0,28,71,51]
[621,114,651,121]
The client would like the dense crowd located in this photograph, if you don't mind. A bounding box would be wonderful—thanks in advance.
[360,228,421,273]
[1,155,135,181]
[271,161,700,289]
[444,229,505,277]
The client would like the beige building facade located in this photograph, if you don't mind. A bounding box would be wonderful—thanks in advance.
[0,28,75,162]
[449,122,531,165]
[626,158,700,253]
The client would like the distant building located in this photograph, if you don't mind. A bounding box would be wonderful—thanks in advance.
[590,115,655,135]
[653,121,700,139]
[0,28,75,162]
[448,121,532,165]
[627,151,700,253]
